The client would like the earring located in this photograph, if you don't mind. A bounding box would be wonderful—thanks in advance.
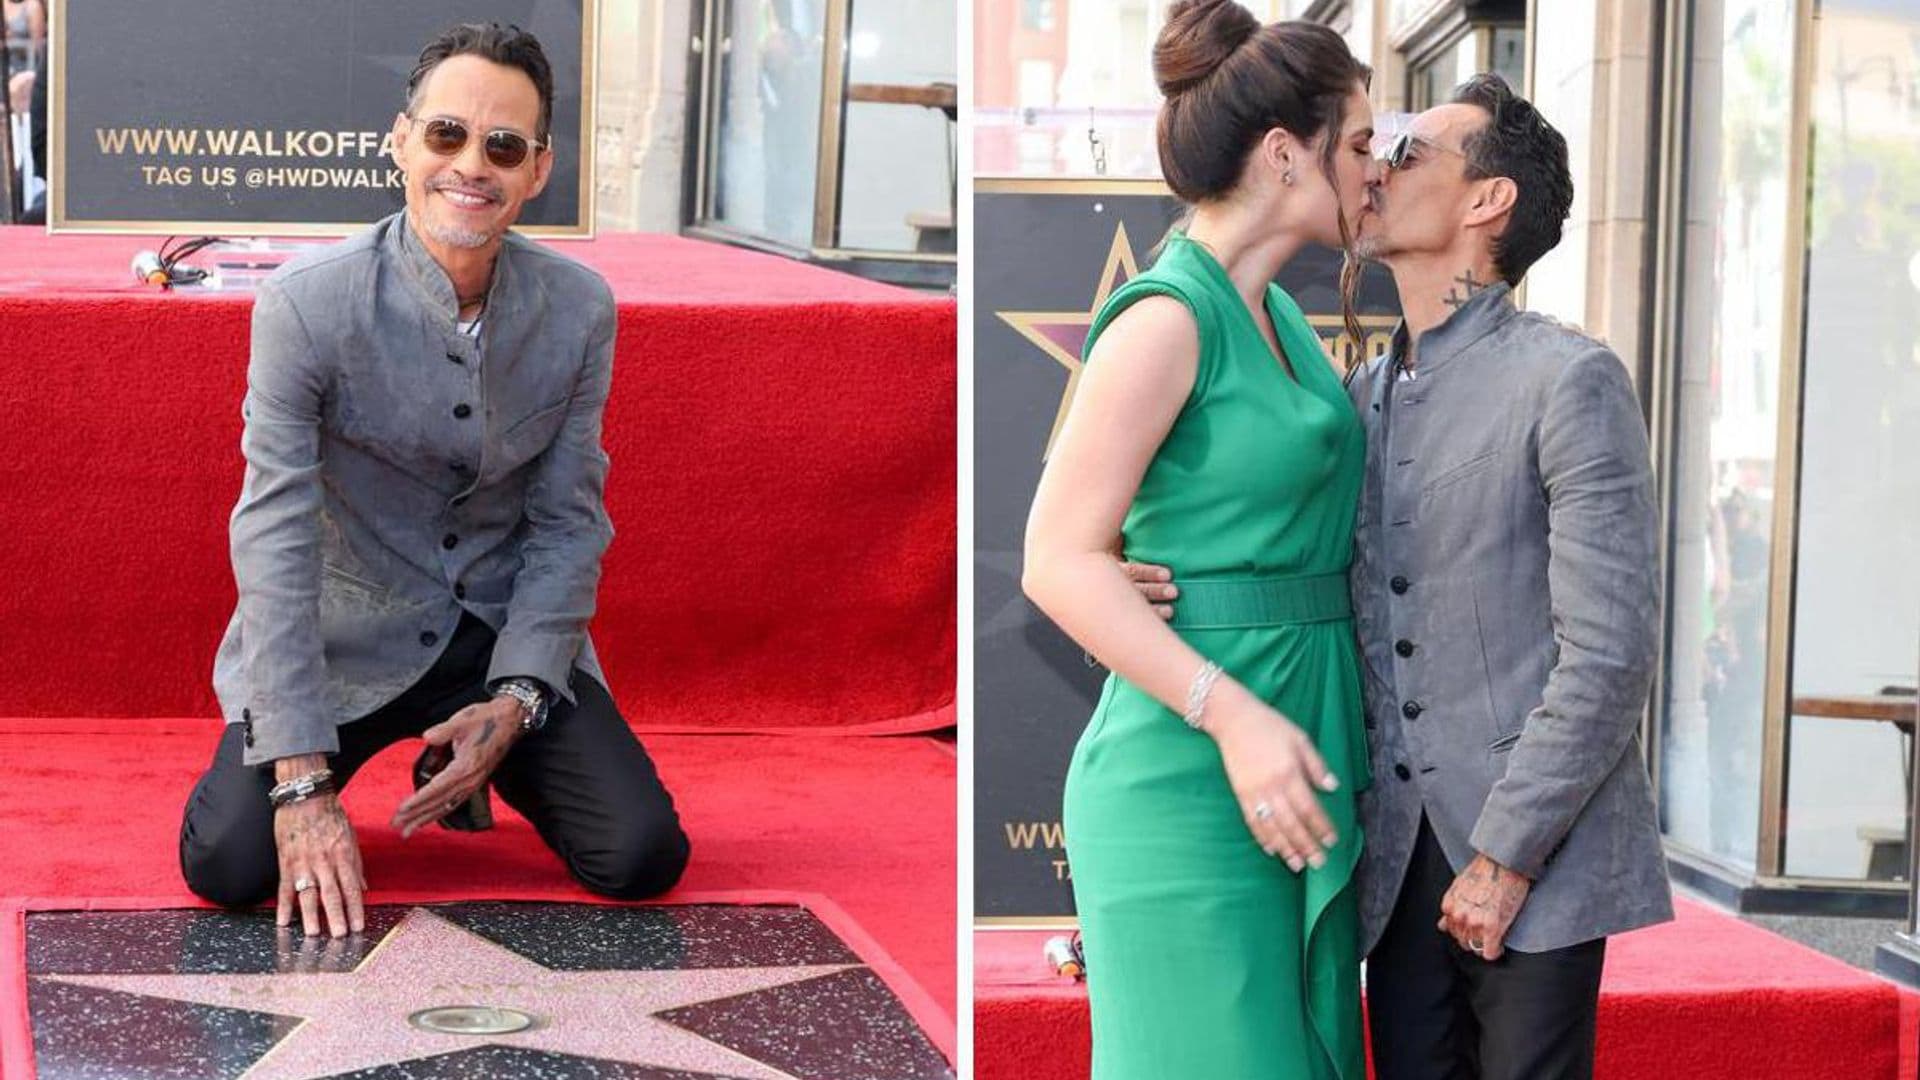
[1283,169,1294,186]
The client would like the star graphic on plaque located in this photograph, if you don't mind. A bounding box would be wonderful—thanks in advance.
[25,902,953,1080]
[994,221,1142,459]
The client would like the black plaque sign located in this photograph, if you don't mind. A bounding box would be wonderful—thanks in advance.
[51,1,593,235]
[973,178,1401,923]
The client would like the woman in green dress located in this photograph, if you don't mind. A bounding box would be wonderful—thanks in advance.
[1021,4,1379,1077]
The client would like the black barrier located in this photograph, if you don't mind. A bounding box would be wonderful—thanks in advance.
[973,178,1402,923]
[50,1,590,234]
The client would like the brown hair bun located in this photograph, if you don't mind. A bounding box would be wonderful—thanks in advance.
[1153,0,1259,97]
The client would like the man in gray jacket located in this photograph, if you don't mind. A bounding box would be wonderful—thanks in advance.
[1129,74,1670,1078]
[178,24,688,939]
[1343,74,1670,1079]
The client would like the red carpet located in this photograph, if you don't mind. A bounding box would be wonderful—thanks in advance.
[0,723,955,1035]
[0,228,956,733]
[0,229,955,1068]
[975,902,1919,1079]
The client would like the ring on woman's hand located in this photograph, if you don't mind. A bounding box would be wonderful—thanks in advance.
[1252,801,1274,821]
[1467,938,1484,952]
[293,877,315,893]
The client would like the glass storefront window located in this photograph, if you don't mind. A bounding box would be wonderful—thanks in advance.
[1409,26,1526,111]
[1782,0,1920,882]
[695,0,955,266]
[710,0,827,249]
[839,0,958,253]
[974,0,1288,178]
[1659,0,1799,874]
[1413,34,1473,110]
[1488,26,1525,90]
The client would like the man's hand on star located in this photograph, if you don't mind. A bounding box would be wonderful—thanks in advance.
[1439,852,1532,961]
[391,697,523,838]
[275,783,366,939]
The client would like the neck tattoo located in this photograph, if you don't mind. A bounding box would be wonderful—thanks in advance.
[1442,269,1492,310]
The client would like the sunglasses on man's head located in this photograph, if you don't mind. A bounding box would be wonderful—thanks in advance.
[411,116,546,169]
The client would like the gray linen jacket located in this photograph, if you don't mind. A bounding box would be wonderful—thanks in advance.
[1348,284,1673,955]
[213,211,616,767]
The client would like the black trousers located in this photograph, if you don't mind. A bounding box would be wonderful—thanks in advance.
[179,613,690,906]
[1367,816,1606,1080]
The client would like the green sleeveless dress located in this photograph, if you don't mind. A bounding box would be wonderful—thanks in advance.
[1061,233,1369,1079]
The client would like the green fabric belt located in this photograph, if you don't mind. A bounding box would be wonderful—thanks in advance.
[1166,572,1352,629]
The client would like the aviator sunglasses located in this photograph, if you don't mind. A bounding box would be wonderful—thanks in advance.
[1381,130,1474,171]
[410,116,547,169]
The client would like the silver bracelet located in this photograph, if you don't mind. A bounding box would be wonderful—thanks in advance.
[268,769,335,808]
[1183,661,1223,731]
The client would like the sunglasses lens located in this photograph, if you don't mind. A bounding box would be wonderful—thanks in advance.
[423,119,468,157]
[484,130,531,169]
[1388,133,1410,168]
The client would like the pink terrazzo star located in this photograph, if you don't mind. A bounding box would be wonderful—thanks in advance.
[47,907,857,1080]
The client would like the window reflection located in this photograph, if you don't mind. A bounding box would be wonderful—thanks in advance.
[1661,0,1797,872]
[1783,0,1920,882]
[713,0,827,248]
[838,0,957,253]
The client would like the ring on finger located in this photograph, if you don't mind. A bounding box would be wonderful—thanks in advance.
[1467,937,1485,952]
[293,876,316,894]
[1252,801,1274,822]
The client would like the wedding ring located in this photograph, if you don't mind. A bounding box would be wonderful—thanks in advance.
[1253,801,1274,822]
[293,877,315,893]
[1468,938,1485,952]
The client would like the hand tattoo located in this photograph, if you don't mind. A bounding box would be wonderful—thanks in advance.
[1442,270,1491,309]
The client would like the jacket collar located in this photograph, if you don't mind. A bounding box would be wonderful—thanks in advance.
[387,210,516,327]
[1390,280,1517,381]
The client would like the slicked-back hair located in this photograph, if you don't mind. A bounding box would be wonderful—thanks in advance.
[406,23,555,144]
[1451,73,1573,286]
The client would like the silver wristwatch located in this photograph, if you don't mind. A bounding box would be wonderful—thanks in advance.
[492,678,550,733]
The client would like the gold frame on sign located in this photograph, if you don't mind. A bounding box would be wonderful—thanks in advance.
[974,177,1170,197]
[47,1,599,237]
[975,916,1079,930]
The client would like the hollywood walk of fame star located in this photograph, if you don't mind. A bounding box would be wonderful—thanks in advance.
[45,907,856,1080]
[994,221,1141,460]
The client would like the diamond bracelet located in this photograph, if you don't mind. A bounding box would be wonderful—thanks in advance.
[1183,660,1224,731]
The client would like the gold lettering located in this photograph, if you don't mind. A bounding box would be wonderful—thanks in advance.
[1004,821,1066,850]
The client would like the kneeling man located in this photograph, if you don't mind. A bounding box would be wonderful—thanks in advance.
[179,23,689,938]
